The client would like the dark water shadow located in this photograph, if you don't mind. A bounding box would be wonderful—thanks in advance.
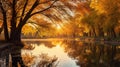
[0,41,27,67]
[62,40,120,67]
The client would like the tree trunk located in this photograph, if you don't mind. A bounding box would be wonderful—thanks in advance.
[10,28,22,42]
[111,28,116,38]
[88,30,92,37]
[10,43,26,67]
[3,12,9,41]
[107,28,116,38]
[92,27,96,37]
[97,27,104,37]
[107,30,111,38]
[0,3,10,41]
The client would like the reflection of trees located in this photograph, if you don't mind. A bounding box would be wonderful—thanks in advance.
[0,41,59,67]
[62,41,120,67]
[24,40,120,67]
[24,41,55,48]
[37,53,58,67]
[22,53,58,67]
[23,41,60,67]
[22,53,36,66]
[0,42,26,67]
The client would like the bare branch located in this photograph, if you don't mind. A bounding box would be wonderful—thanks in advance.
[0,23,3,34]
[0,2,5,13]
[40,13,57,24]
[53,7,71,20]
[30,0,58,17]
[10,0,17,28]
[0,1,9,40]
[19,0,28,22]
[18,0,39,28]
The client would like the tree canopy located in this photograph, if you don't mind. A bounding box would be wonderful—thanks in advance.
[0,0,82,41]
[0,0,120,41]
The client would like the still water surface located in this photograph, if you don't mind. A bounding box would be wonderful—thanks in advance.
[22,39,120,67]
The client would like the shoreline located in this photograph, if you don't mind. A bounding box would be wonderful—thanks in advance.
[1,37,120,44]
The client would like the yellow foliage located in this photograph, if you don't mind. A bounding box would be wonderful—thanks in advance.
[22,23,37,35]
[90,0,120,15]
[22,53,35,66]
[90,0,106,13]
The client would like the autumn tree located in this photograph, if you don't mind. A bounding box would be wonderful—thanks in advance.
[0,0,58,42]
[0,0,85,42]
[63,41,119,67]
[90,0,120,38]
[0,1,76,66]
[81,11,105,37]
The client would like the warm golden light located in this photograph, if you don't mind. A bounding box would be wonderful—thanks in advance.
[56,25,61,30]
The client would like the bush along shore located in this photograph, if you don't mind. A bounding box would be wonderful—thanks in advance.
[76,37,120,44]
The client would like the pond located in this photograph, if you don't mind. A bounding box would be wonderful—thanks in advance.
[22,39,120,67]
[0,39,120,67]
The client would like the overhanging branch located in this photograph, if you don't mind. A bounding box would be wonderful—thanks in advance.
[18,0,39,28]
[30,0,58,17]
[19,0,29,23]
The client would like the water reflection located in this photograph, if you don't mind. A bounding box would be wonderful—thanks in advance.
[23,40,120,67]
[23,41,79,67]
[0,42,26,67]
[62,41,120,67]
[11,43,26,67]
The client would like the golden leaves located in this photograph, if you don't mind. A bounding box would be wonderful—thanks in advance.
[90,0,105,13]
[22,23,37,35]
